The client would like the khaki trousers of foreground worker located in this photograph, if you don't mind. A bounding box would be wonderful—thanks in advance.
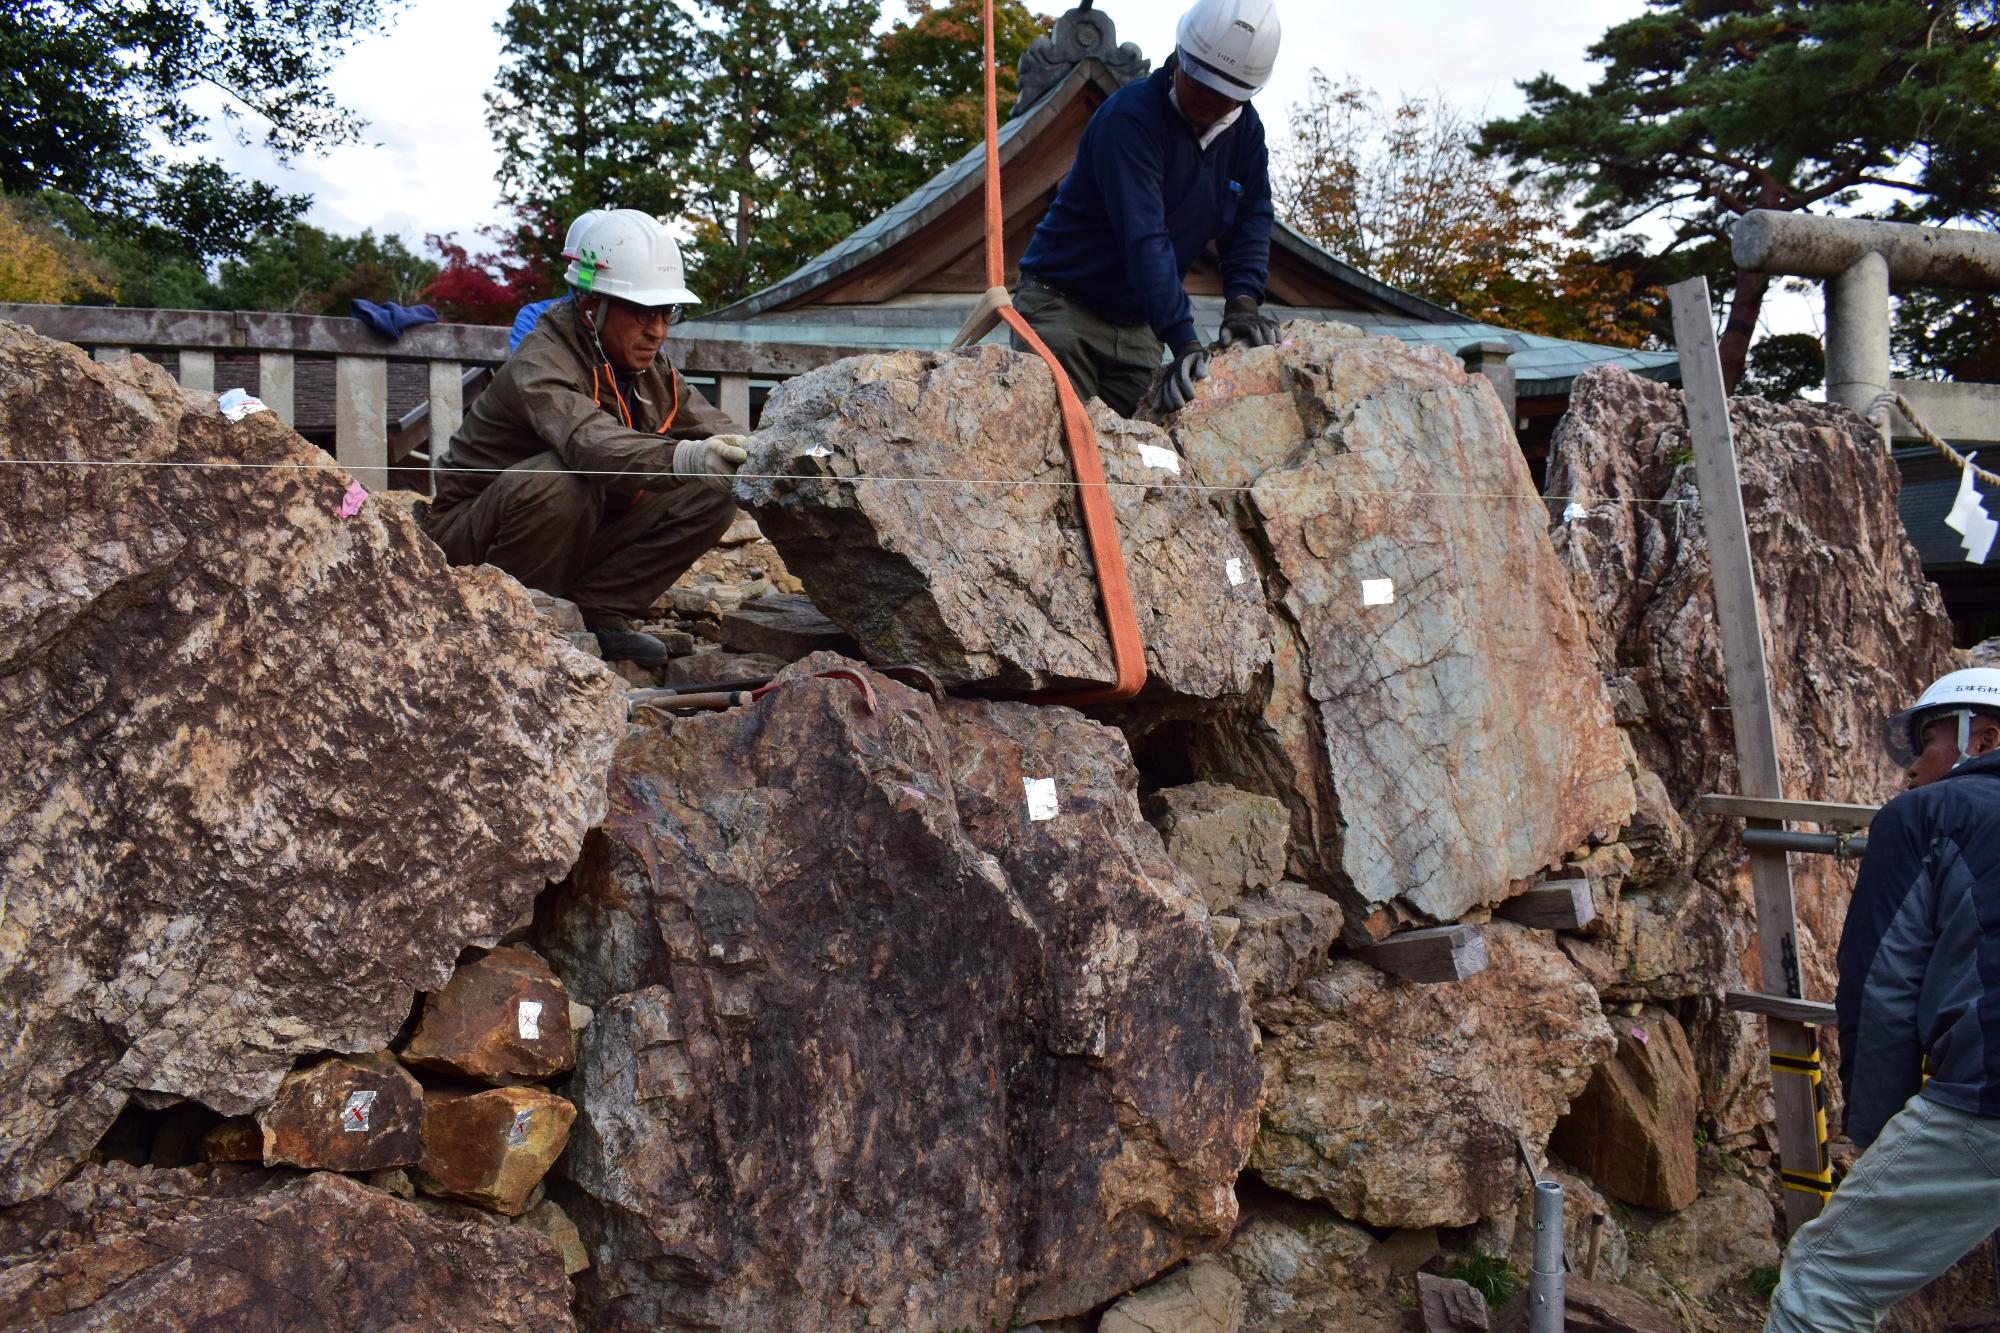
[1765,1092,2000,1332]
[425,452,735,629]
[1012,277,1164,419]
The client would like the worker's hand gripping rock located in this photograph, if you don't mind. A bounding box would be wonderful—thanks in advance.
[1216,295,1281,351]
[1152,343,1211,413]
[674,434,750,494]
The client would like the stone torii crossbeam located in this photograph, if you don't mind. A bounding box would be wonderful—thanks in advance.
[1733,211,2000,437]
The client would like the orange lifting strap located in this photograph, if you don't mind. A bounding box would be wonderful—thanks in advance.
[968,0,1147,704]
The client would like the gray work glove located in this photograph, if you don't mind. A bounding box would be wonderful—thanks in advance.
[1216,295,1282,350]
[673,434,750,494]
[1152,343,1211,413]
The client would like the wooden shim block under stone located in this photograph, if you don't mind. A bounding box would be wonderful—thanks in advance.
[1724,990,1839,1026]
[719,592,857,660]
[414,1086,575,1216]
[1354,924,1489,983]
[1498,879,1596,931]
[259,1051,423,1172]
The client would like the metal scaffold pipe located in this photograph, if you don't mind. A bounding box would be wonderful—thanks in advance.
[1741,828,1869,860]
[1530,1178,1566,1333]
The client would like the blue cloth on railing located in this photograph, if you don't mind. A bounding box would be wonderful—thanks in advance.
[351,299,440,341]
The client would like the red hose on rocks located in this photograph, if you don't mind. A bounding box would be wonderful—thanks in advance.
[976,0,1147,704]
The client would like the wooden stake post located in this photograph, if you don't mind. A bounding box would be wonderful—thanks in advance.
[1669,277,1831,1236]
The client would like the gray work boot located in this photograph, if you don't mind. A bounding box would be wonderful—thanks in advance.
[587,625,670,667]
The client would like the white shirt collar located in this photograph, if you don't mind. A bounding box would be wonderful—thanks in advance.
[1169,82,1243,151]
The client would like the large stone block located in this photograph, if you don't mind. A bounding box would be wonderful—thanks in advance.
[0,1164,575,1330]
[737,345,1272,704]
[1167,325,1636,923]
[538,657,1261,1329]
[1145,782,1291,912]
[1551,1007,1700,1212]
[258,1051,424,1173]
[1547,367,1957,999]
[1250,922,1614,1228]
[415,1086,576,1217]
[0,326,625,1204]
[402,946,577,1085]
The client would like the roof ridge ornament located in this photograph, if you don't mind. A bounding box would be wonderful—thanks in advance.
[1013,2,1151,119]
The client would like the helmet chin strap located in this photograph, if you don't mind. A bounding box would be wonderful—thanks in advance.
[1956,709,1980,767]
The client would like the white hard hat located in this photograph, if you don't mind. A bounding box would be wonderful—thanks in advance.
[1883,668,2000,765]
[561,208,611,261]
[563,209,699,308]
[1176,0,1281,100]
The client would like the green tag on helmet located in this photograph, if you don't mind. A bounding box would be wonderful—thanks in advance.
[576,248,599,292]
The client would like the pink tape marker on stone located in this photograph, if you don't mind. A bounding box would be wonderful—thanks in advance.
[338,480,368,519]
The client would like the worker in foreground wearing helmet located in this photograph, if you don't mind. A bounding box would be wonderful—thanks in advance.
[507,207,609,354]
[1764,666,2000,1331]
[1013,0,1282,419]
[424,209,748,667]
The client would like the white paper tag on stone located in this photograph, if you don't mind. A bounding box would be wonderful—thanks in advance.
[805,444,833,459]
[1137,444,1182,474]
[1023,777,1059,822]
[1225,558,1246,587]
[507,1108,534,1147]
[341,1090,377,1134]
[1361,578,1396,606]
[1561,501,1587,524]
[217,388,269,422]
[517,999,543,1041]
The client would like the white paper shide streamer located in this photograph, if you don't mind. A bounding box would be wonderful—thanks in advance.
[1945,452,1997,565]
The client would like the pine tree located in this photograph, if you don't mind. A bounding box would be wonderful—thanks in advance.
[1480,0,2000,388]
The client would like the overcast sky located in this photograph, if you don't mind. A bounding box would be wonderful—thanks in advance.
[189,0,1818,338]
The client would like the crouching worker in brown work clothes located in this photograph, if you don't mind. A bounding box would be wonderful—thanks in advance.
[424,209,748,666]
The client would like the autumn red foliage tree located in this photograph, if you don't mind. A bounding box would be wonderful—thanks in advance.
[420,229,553,325]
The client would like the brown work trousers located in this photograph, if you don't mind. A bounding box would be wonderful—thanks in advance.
[424,452,736,629]
[1012,275,1165,419]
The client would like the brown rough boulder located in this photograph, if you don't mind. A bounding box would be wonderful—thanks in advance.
[1219,883,1343,1003]
[1550,1008,1700,1211]
[0,1164,575,1330]
[1621,1172,1777,1311]
[402,946,577,1085]
[1546,367,1956,1004]
[537,658,1261,1329]
[1251,922,1615,1227]
[1098,1255,1245,1333]
[414,1086,576,1216]
[0,326,624,1205]
[1166,324,1636,923]
[1146,781,1291,912]
[736,345,1272,703]
[258,1051,424,1173]
[1219,1198,1414,1333]
[1493,1276,1677,1333]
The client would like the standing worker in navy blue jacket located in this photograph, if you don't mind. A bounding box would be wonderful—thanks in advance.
[1014,0,1282,418]
[1766,667,2000,1332]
